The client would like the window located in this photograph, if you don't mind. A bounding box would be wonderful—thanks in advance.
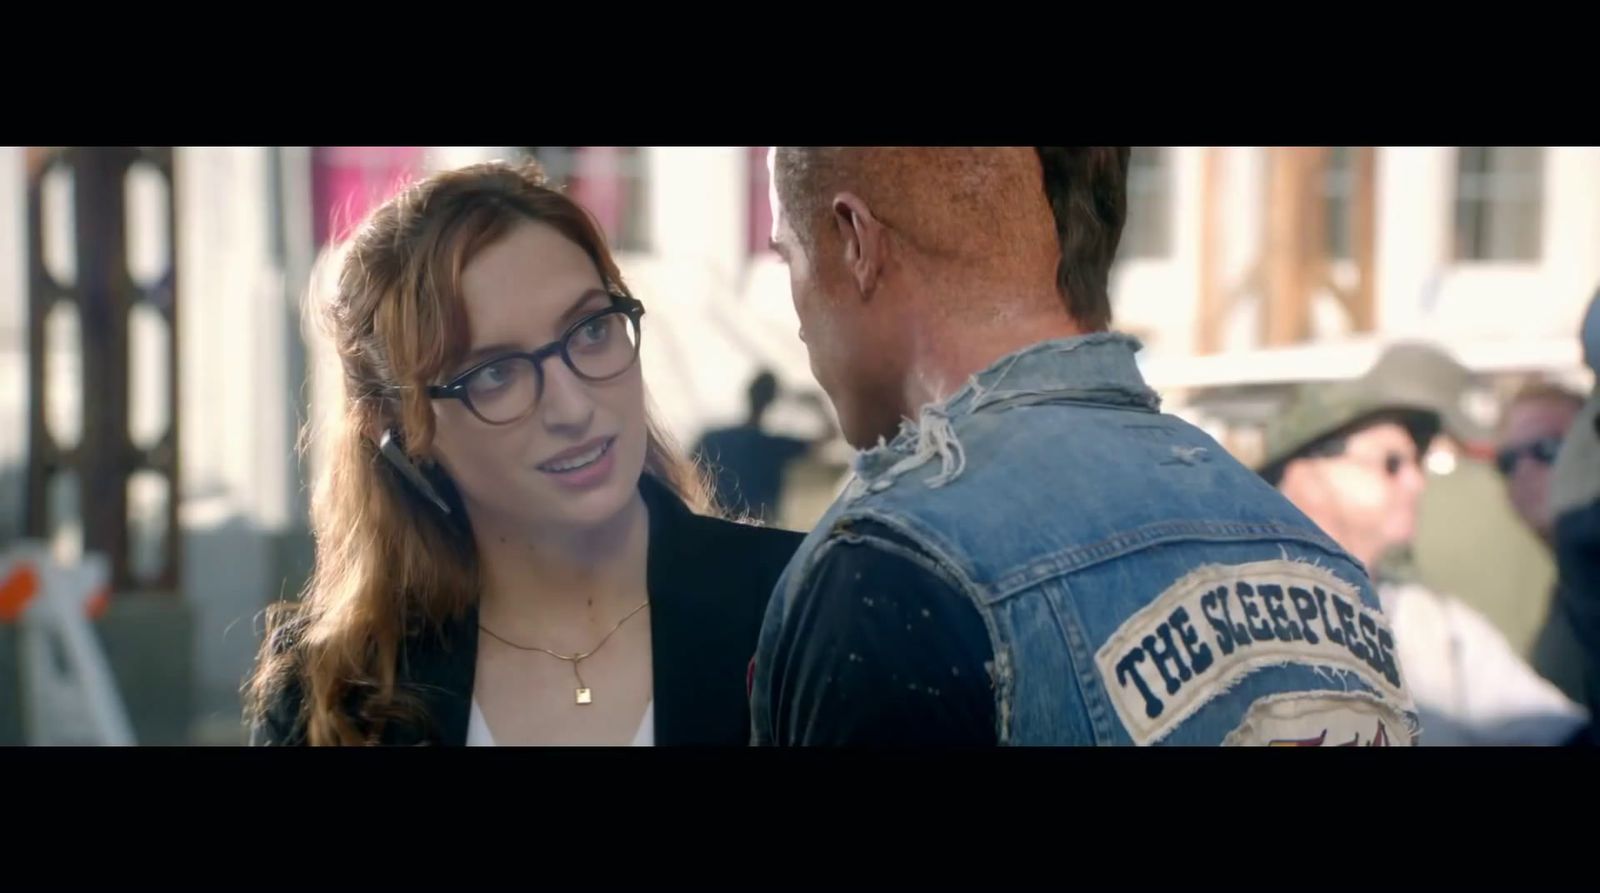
[523,147,650,252]
[1324,147,1355,260]
[1122,147,1173,259]
[1454,147,1543,261]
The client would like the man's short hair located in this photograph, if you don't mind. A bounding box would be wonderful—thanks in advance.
[1504,380,1584,430]
[772,147,1105,322]
[1035,147,1130,332]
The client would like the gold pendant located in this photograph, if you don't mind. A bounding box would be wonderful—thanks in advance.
[575,687,593,705]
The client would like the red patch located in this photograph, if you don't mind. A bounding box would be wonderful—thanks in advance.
[1269,730,1328,747]
[0,563,40,623]
[1269,722,1393,747]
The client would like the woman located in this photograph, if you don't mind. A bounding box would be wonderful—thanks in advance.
[247,160,803,745]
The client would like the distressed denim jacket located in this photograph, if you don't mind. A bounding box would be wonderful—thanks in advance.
[752,334,1419,746]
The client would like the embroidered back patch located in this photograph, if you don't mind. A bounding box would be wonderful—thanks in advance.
[1224,691,1413,746]
[1093,559,1409,745]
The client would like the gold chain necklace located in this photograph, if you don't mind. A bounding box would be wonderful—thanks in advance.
[478,599,649,705]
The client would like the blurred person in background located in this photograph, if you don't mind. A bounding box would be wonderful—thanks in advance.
[1500,381,1586,702]
[1368,344,1559,658]
[1366,343,1496,585]
[247,161,800,746]
[750,146,1418,747]
[694,368,837,523]
[1535,287,1600,727]
[1498,382,1583,547]
[1260,346,1589,745]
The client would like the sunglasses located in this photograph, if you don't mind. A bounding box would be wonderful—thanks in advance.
[1302,438,1419,478]
[1495,436,1561,477]
[1349,451,1418,477]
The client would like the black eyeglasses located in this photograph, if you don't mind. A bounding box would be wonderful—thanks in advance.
[427,294,645,425]
[1495,436,1561,477]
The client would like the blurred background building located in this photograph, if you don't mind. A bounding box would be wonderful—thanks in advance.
[0,146,1594,743]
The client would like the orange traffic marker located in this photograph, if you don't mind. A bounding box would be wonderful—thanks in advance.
[0,563,40,623]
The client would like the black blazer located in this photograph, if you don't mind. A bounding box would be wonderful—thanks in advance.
[253,474,803,746]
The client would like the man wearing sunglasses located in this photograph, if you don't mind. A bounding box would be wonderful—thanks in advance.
[1260,350,1588,745]
[1499,382,1582,548]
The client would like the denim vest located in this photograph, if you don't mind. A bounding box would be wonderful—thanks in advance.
[752,334,1419,746]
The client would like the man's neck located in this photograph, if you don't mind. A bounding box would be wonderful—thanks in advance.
[899,306,1084,418]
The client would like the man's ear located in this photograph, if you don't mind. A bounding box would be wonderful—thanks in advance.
[1278,458,1324,514]
[831,191,884,299]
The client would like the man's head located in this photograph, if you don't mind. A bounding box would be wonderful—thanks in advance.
[1498,381,1582,543]
[1581,284,1600,374]
[1260,373,1442,570]
[768,147,1125,448]
[747,369,779,423]
[1275,414,1434,571]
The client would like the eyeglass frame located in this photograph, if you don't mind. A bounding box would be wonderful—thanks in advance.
[423,292,646,426]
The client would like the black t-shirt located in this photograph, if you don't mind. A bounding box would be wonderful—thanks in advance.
[758,521,997,746]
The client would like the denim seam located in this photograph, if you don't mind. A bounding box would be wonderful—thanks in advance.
[980,523,1358,605]
[1043,578,1109,745]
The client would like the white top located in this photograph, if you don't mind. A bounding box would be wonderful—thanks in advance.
[1380,581,1588,745]
[466,697,654,746]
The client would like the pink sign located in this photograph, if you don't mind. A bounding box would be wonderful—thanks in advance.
[311,147,427,247]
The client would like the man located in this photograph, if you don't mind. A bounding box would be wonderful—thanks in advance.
[1260,348,1588,745]
[1497,380,1588,701]
[694,369,834,523]
[1537,287,1600,720]
[1362,343,1545,650]
[750,146,1418,746]
[1499,382,1583,546]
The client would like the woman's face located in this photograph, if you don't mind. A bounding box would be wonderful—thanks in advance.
[429,220,648,534]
